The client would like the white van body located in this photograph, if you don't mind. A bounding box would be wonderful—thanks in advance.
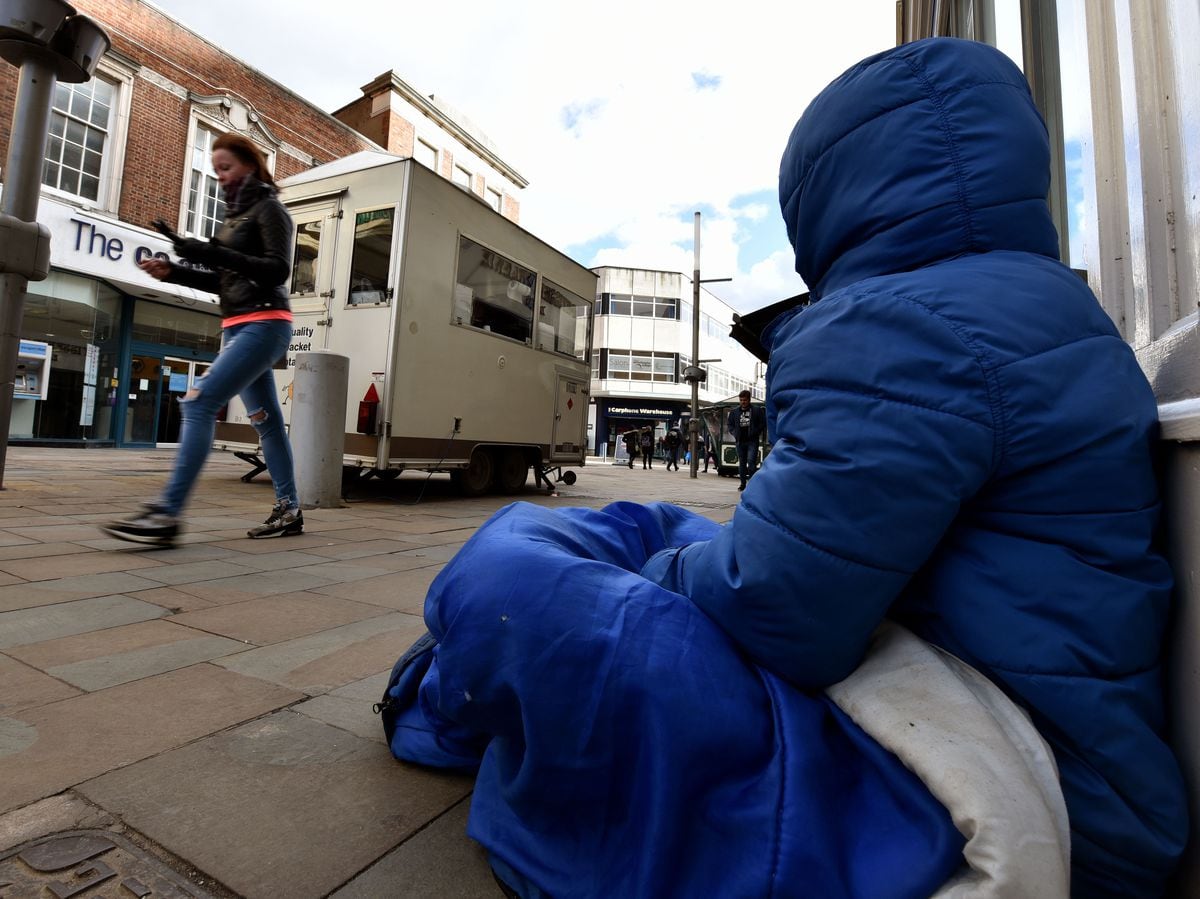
[213,152,595,494]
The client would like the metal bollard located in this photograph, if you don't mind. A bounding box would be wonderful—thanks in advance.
[291,350,349,509]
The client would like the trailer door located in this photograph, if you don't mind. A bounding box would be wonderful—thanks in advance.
[551,374,587,461]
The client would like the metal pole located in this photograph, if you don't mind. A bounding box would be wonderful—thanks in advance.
[0,54,58,488]
[689,212,701,479]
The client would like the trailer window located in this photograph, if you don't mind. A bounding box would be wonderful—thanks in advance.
[348,208,394,306]
[538,279,590,361]
[290,219,321,296]
[454,235,535,343]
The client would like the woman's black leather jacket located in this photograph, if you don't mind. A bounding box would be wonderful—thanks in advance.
[165,178,294,320]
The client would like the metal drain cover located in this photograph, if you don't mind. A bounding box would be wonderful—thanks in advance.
[0,830,213,898]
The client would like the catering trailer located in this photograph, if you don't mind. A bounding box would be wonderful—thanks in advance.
[213,151,595,495]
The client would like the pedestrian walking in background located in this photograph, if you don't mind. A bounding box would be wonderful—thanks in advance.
[622,429,640,469]
[640,428,654,469]
[664,425,682,471]
[727,390,766,490]
[102,132,302,547]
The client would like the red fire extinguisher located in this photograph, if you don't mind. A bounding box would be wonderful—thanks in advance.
[357,383,379,434]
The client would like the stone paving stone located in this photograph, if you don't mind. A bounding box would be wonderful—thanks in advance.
[7,620,247,691]
[167,567,344,602]
[390,542,468,563]
[127,558,259,587]
[0,550,167,582]
[0,793,116,853]
[0,541,97,561]
[3,524,116,542]
[301,537,427,561]
[205,533,349,554]
[293,693,385,743]
[172,593,390,646]
[0,654,81,715]
[316,566,443,615]
[393,528,479,547]
[330,798,500,899]
[287,561,400,586]
[0,595,168,650]
[312,567,443,609]
[78,710,473,899]
[126,585,219,613]
[211,549,334,572]
[214,613,426,694]
[0,572,166,613]
[300,526,422,544]
[0,664,302,813]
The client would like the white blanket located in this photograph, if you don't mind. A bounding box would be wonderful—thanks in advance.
[826,621,1071,899]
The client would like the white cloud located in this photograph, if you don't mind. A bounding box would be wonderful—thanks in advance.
[147,0,895,309]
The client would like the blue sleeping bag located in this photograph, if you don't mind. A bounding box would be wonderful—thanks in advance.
[380,501,964,898]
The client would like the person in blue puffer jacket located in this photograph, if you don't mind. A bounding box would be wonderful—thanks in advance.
[642,36,1187,896]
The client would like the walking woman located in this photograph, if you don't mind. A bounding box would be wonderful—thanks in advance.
[103,132,301,547]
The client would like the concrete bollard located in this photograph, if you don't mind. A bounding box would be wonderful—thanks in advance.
[291,350,349,509]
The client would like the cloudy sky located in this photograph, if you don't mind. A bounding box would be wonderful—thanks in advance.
[145,1,898,312]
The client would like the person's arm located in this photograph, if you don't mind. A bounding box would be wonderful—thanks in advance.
[174,200,293,287]
[162,261,220,294]
[642,287,997,688]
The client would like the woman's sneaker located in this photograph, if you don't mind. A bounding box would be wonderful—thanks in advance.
[100,505,179,547]
[248,501,304,539]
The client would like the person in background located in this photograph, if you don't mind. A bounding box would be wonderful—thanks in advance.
[622,429,640,469]
[727,390,765,490]
[102,132,302,547]
[640,427,654,469]
[664,425,683,471]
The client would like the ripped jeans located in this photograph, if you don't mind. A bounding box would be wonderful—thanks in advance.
[158,319,297,516]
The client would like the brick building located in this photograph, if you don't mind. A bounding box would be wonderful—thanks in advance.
[0,0,526,446]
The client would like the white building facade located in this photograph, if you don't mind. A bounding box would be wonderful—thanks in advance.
[588,265,765,460]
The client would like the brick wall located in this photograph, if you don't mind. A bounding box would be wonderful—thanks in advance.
[0,0,377,230]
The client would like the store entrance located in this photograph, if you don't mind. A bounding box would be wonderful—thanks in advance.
[124,354,209,445]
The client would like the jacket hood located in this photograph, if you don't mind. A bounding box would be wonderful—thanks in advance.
[778,38,1060,300]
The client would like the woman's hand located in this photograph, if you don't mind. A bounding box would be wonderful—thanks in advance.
[138,258,172,280]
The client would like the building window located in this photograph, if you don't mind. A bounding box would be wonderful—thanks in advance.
[591,351,600,377]
[41,76,114,203]
[185,125,225,238]
[454,235,535,343]
[538,279,590,360]
[414,138,438,170]
[603,293,677,318]
[486,187,502,212]
[607,351,676,382]
[290,219,322,296]
[453,164,472,190]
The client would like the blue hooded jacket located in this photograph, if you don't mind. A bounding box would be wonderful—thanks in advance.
[643,37,1186,896]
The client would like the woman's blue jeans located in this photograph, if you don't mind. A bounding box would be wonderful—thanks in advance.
[158,319,297,516]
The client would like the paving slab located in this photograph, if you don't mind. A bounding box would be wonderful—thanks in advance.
[300,537,428,561]
[0,595,168,650]
[311,567,443,610]
[315,566,443,616]
[79,710,473,899]
[0,654,82,715]
[0,794,115,853]
[214,613,426,695]
[0,550,166,581]
[0,572,167,613]
[171,593,390,646]
[7,619,247,691]
[127,585,220,613]
[0,664,302,813]
[330,798,499,898]
[129,559,260,587]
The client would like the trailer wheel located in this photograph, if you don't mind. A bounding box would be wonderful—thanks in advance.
[452,448,494,496]
[561,470,577,486]
[496,448,529,494]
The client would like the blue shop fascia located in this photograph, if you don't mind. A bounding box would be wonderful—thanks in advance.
[591,397,692,456]
[9,194,226,447]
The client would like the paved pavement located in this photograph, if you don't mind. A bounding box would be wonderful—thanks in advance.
[0,447,740,898]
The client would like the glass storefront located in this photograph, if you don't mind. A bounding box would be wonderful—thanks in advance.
[11,270,222,445]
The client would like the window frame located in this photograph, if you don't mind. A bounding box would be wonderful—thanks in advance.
[179,113,276,238]
[39,57,133,213]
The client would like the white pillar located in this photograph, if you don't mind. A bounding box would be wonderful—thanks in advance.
[291,350,349,509]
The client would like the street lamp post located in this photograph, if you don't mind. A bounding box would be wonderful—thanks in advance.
[682,211,731,479]
[0,0,109,487]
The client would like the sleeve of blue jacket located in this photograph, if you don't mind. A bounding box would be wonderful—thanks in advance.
[642,287,998,688]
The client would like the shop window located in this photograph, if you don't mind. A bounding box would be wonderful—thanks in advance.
[538,279,591,360]
[348,208,394,306]
[454,235,535,343]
